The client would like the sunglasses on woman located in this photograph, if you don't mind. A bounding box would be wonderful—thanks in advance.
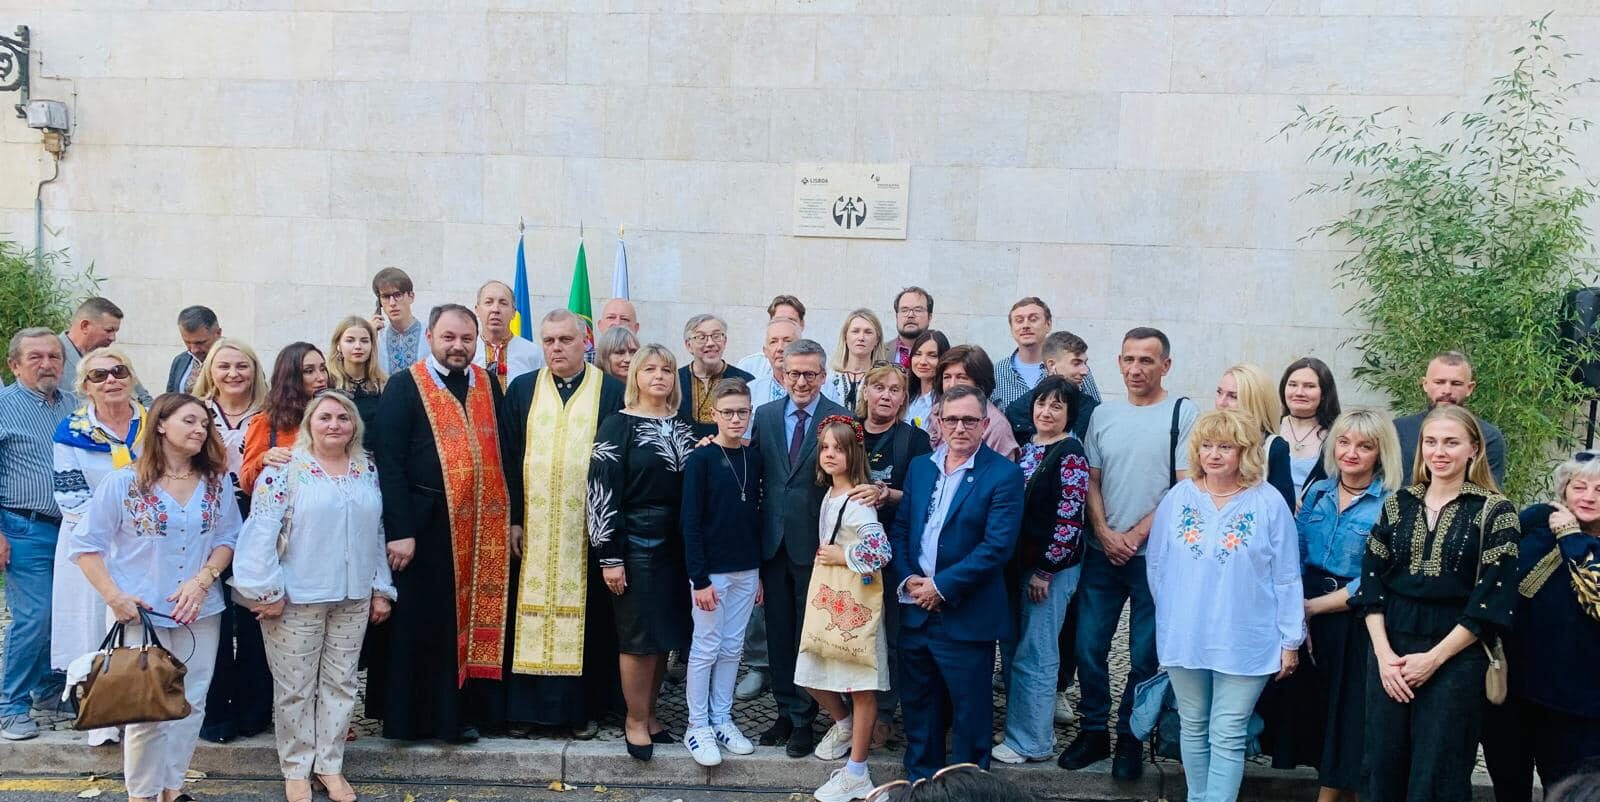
[85,365,132,383]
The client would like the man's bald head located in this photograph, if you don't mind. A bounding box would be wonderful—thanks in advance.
[475,280,516,341]
[598,298,639,335]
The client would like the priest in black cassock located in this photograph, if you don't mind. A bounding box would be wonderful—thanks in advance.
[371,303,512,742]
[501,308,625,735]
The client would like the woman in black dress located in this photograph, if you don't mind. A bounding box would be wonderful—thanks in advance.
[326,316,386,452]
[589,343,698,760]
[1350,404,1520,802]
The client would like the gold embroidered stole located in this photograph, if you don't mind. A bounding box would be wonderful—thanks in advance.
[409,362,511,685]
[513,366,601,675]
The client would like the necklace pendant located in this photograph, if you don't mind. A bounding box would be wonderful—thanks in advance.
[741,491,746,502]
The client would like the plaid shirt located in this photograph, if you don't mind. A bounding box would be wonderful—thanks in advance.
[991,348,1102,411]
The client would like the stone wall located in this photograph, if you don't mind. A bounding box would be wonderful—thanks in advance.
[1,0,1597,403]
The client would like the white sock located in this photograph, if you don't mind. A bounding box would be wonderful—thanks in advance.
[836,715,853,730]
[846,759,868,777]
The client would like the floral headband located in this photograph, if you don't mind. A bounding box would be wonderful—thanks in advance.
[818,414,865,444]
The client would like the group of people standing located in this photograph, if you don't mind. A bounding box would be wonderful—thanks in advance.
[0,278,1596,802]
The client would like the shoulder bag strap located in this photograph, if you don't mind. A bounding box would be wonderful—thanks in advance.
[1474,498,1501,661]
[1168,397,1189,488]
[825,497,849,547]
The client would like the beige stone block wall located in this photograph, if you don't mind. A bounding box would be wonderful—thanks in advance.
[0,1,1595,408]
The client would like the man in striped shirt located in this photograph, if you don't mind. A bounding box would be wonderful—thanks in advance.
[0,328,77,741]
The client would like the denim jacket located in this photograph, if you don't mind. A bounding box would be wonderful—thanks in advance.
[1295,476,1388,595]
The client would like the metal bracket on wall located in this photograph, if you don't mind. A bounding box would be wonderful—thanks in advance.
[2,25,29,118]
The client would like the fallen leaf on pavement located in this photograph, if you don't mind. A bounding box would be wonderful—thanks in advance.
[592,786,607,793]
[184,770,207,780]
[76,790,102,799]
[547,781,574,791]
[403,794,416,802]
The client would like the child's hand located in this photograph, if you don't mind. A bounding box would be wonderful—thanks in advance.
[816,545,846,566]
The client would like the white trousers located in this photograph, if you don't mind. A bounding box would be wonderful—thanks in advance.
[118,612,221,799]
[686,570,759,729]
[259,598,370,779]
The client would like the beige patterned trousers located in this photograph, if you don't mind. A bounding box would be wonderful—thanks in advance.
[259,598,370,779]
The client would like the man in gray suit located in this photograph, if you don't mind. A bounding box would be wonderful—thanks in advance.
[750,338,849,758]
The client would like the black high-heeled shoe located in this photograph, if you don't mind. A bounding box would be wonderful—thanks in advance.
[625,739,654,761]
[649,728,676,744]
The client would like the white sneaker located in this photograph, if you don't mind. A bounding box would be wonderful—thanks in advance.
[994,742,1052,764]
[814,767,874,802]
[714,721,754,755]
[814,720,853,760]
[684,726,722,767]
[1054,691,1077,725]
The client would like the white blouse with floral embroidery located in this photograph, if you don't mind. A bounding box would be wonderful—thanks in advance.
[231,451,395,606]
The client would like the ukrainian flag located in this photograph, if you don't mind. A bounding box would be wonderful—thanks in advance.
[509,229,534,341]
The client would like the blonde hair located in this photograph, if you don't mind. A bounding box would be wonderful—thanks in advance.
[293,391,366,460]
[855,364,909,419]
[192,338,268,411]
[1220,363,1281,437]
[623,343,682,411]
[831,308,887,372]
[1322,408,1404,493]
[327,316,387,392]
[1412,404,1497,491]
[73,346,141,397]
[1555,451,1600,501]
[1187,408,1266,487]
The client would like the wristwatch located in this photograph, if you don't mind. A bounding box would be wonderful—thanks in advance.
[198,565,222,587]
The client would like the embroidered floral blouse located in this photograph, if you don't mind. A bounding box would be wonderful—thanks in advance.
[52,403,143,533]
[1146,479,1304,676]
[1350,483,1520,640]
[1017,439,1090,578]
[68,467,243,628]
[587,412,699,568]
[231,452,395,606]
[818,491,892,576]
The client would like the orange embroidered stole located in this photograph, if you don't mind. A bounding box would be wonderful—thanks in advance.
[410,362,511,685]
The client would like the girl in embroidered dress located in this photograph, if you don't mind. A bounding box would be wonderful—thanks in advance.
[326,317,386,453]
[797,416,893,802]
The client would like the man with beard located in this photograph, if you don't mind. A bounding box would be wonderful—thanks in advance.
[889,287,933,370]
[678,314,754,439]
[1392,351,1506,486]
[0,329,75,741]
[473,280,544,388]
[500,309,625,737]
[372,304,512,742]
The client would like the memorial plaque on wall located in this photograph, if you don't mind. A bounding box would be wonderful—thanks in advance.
[791,163,910,240]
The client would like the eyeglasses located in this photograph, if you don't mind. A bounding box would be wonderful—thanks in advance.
[865,763,985,802]
[378,291,410,303]
[84,365,132,383]
[939,415,984,430]
[785,370,822,383]
[688,332,728,346]
[714,407,753,420]
[896,306,928,316]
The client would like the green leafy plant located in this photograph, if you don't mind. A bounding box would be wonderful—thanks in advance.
[1281,15,1598,502]
[0,237,100,383]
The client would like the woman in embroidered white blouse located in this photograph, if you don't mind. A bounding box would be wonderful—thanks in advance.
[232,391,394,802]
[1146,408,1304,802]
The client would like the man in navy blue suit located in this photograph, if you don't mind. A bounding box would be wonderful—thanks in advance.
[888,384,1024,780]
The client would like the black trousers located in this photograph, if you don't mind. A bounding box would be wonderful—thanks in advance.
[201,586,273,738]
[1364,631,1488,802]
[1483,696,1600,802]
[761,556,817,727]
[1056,594,1079,690]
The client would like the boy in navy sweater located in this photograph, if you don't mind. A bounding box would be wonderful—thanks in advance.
[679,378,765,766]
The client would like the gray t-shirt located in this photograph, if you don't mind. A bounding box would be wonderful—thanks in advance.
[1084,394,1199,551]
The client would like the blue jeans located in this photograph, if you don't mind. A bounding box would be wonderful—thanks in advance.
[1000,564,1081,758]
[0,511,62,717]
[1165,667,1270,802]
[1074,547,1157,738]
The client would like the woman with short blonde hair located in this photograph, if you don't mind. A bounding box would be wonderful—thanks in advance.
[1149,408,1303,802]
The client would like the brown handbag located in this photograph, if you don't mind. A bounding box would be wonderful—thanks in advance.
[1474,503,1508,706]
[72,610,191,730]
